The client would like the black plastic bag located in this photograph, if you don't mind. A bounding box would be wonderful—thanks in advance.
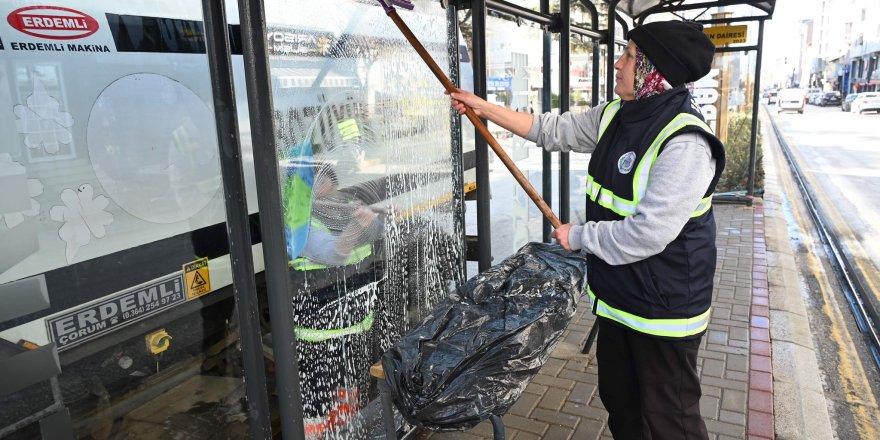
[382,242,587,431]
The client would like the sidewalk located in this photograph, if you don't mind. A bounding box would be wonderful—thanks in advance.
[418,203,762,440]
[418,146,834,439]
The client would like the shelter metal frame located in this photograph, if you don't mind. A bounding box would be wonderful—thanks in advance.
[192,0,777,438]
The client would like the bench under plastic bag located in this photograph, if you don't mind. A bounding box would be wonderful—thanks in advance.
[382,242,587,431]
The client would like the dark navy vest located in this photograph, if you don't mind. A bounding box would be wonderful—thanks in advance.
[585,86,726,338]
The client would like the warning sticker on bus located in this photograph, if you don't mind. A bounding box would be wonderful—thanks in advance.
[183,258,211,300]
[47,273,185,350]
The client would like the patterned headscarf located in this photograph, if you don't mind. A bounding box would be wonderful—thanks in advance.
[633,47,673,100]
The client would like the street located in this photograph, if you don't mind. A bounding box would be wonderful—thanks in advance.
[768,103,880,438]
[772,103,880,311]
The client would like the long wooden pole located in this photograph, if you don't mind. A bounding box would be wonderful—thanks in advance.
[384,8,562,228]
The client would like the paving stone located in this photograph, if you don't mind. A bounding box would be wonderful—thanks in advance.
[728,339,750,349]
[750,354,771,372]
[425,431,482,439]
[509,391,540,417]
[511,430,540,440]
[541,358,566,376]
[701,395,720,418]
[531,374,576,390]
[572,417,605,440]
[749,371,772,392]
[720,409,746,425]
[705,343,750,355]
[702,358,726,378]
[503,414,548,436]
[705,418,746,438]
[708,318,750,328]
[530,407,580,428]
[699,348,728,361]
[726,370,748,382]
[566,382,596,405]
[543,425,574,440]
[721,388,746,411]
[565,358,591,373]
[730,327,749,341]
[748,389,772,413]
[708,330,729,345]
[538,387,569,411]
[524,382,548,396]
[747,410,774,437]
[702,384,723,398]
[561,402,607,421]
[727,353,748,372]
[557,368,588,383]
[712,306,732,320]
[700,376,748,392]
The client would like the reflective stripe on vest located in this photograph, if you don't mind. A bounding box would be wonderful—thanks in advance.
[295,312,374,343]
[597,99,622,141]
[587,286,710,337]
[692,195,712,218]
[290,243,372,271]
[588,112,713,218]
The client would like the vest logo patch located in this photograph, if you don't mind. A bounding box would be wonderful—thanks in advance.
[617,151,636,174]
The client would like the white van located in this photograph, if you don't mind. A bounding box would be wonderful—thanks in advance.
[777,88,805,114]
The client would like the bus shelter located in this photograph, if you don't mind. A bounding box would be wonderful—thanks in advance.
[0,1,774,439]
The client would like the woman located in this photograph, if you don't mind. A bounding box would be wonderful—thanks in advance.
[450,20,725,439]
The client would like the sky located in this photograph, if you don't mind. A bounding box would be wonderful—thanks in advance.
[761,0,820,86]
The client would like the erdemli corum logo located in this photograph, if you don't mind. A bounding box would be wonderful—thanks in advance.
[618,151,636,174]
[7,6,99,40]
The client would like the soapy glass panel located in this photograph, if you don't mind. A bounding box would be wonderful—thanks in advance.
[695,51,761,194]
[567,33,597,221]
[476,13,549,263]
[267,0,463,438]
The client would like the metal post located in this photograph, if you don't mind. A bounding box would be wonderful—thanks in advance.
[200,0,272,437]
[471,0,492,272]
[540,0,552,243]
[448,1,467,282]
[747,19,764,197]
[577,0,600,106]
[378,380,397,439]
[559,0,570,224]
[606,1,620,102]
[236,1,306,438]
[489,414,506,439]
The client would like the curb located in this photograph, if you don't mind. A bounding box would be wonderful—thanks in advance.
[748,204,774,439]
[757,109,834,439]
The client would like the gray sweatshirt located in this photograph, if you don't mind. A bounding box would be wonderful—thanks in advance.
[525,103,717,266]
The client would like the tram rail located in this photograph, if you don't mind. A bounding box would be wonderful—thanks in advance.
[768,108,880,372]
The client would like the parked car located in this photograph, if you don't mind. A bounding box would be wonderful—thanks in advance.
[808,91,823,105]
[819,91,841,106]
[851,92,880,114]
[777,88,805,114]
[841,93,860,112]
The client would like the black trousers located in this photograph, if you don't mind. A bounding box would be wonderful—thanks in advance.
[596,318,708,440]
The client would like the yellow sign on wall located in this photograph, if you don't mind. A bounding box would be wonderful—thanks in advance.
[183,258,211,300]
[704,25,748,46]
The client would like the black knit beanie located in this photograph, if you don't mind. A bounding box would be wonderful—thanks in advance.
[627,21,715,87]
